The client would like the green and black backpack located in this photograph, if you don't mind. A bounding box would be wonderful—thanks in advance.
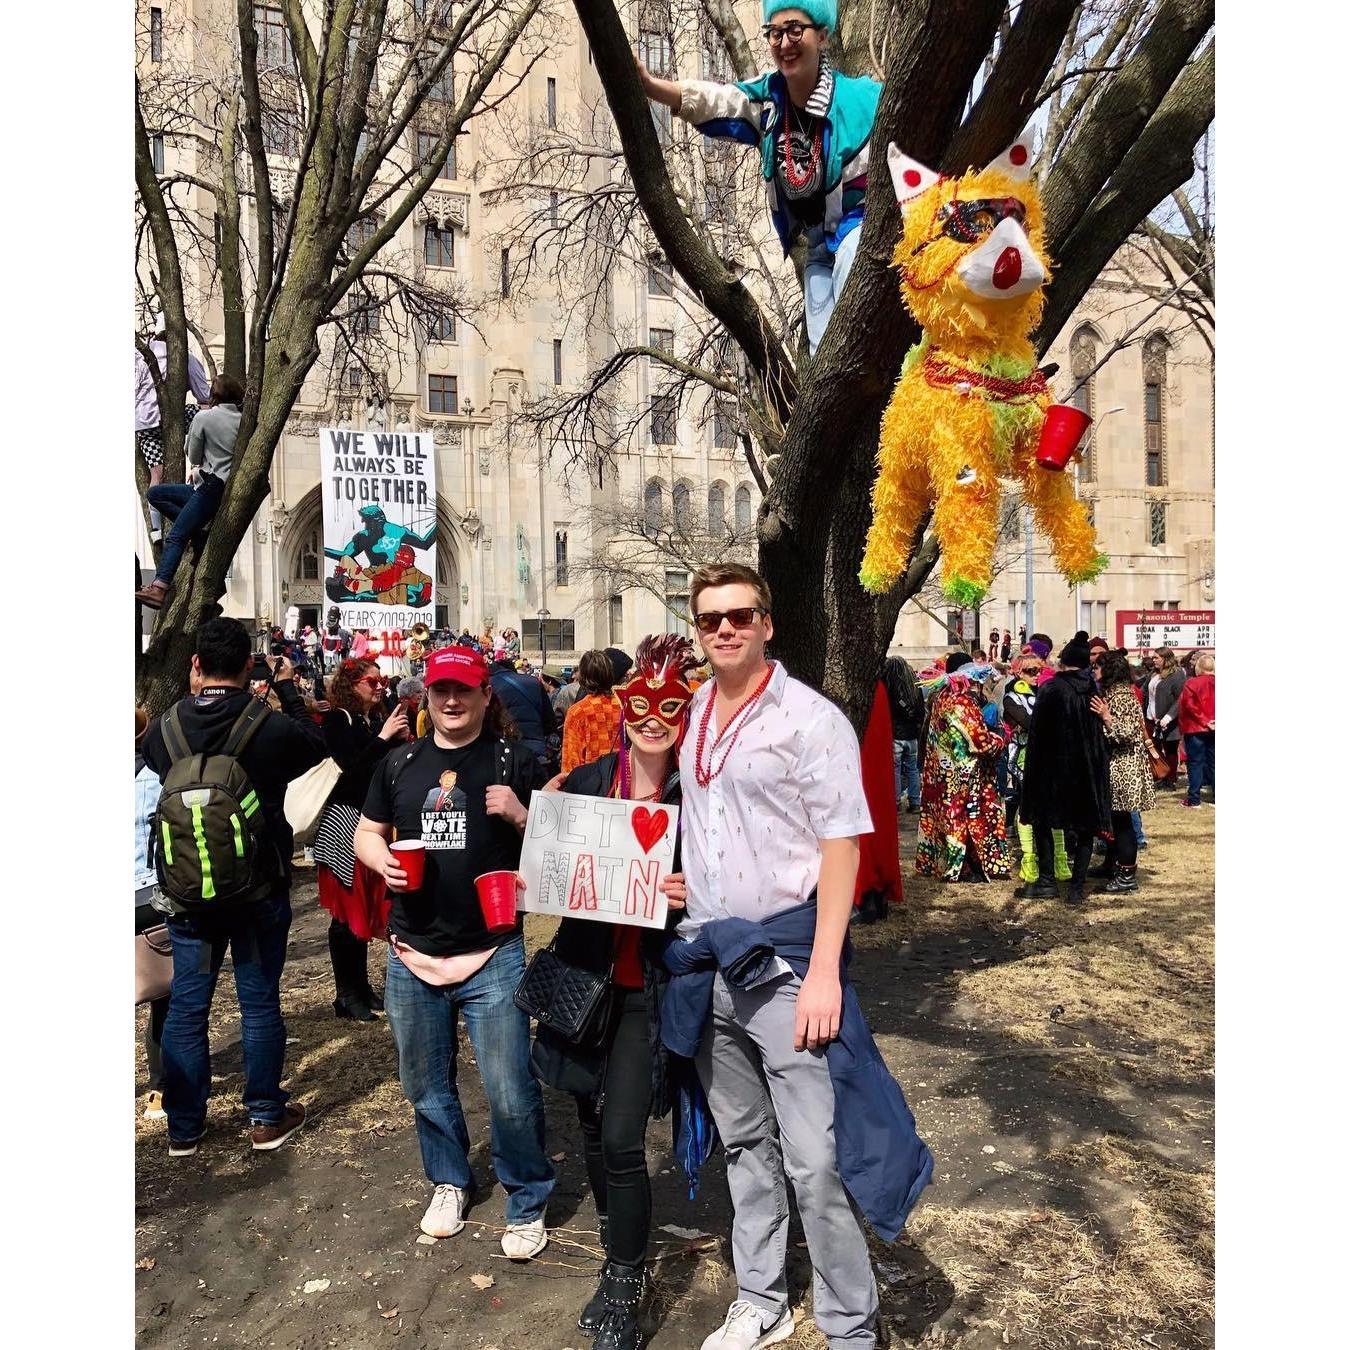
[152,701,283,913]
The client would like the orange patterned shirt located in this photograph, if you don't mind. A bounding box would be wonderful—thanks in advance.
[561,694,622,775]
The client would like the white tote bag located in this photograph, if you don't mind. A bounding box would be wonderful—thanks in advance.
[285,757,343,847]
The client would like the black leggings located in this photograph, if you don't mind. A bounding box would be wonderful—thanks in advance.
[1107,810,1138,868]
[575,987,653,1265]
[328,917,373,999]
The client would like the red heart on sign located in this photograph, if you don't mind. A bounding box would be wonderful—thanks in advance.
[630,807,669,855]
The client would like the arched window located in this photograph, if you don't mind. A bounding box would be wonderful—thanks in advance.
[299,526,320,580]
[673,480,692,531]
[707,481,727,534]
[1069,325,1099,481]
[734,483,752,533]
[643,478,664,533]
[1143,334,1169,486]
[554,530,569,587]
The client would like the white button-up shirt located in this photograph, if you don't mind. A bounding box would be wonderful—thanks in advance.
[678,661,872,929]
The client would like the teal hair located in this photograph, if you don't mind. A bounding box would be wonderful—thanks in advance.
[762,1,837,29]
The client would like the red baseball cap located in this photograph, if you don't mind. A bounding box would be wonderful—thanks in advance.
[424,645,489,689]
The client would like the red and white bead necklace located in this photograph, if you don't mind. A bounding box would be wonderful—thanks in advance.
[693,662,776,788]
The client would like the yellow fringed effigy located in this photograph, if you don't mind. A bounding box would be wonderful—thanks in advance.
[859,132,1107,607]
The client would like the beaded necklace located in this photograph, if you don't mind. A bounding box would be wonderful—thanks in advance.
[781,105,822,192]
[615,739,668,802]
[693,662,776,789]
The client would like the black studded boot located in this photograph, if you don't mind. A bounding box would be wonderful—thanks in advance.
[1103,864,1138,894]
[592,1260,646,1349]
[578,1216,609,1331]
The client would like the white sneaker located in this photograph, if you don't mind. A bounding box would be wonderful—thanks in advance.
[700,1300,795,1350]
[420,1183,467,1238]
[499,1217,548,1260]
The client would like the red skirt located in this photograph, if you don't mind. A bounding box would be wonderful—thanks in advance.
[317,861,391,942]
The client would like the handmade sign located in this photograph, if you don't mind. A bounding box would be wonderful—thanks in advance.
[858,129,1107,607]
[517,790,679,930]
[320,428,438,630]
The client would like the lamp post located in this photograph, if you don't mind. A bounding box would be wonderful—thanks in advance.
[1073,405,1125,629]
[1025,403,1125,639]
[537,607,551,668]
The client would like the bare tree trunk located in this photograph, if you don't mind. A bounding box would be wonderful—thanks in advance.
[577,0,1210,730]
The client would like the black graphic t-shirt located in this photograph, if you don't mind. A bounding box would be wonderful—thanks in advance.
[774,110,825,224]
[363,734,524,956]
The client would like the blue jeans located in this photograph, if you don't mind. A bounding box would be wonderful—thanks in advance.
[804,225,862,355]
[148,476,224,585]
[893,739,920,808]
[1183,732,1215,804]
[160,893,292,1141]
[1132,809,1147,846]
[384,936,554,1222]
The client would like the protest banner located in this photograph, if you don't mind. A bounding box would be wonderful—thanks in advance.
[319,428,438,631]
[517,790,679,931]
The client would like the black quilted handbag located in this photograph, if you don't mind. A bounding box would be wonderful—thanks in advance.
[514,940,614,1045]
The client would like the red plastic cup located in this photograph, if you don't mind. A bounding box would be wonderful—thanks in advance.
[1036,403,1093,471]
[390,839,426,891]
[475,870,519,932]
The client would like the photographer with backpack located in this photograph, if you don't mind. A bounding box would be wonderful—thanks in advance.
[141,618,326,1156]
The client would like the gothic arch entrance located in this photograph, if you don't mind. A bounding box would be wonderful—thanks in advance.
[280,485,463,631]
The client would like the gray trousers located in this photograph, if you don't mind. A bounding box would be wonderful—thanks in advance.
[696,971,879,1348]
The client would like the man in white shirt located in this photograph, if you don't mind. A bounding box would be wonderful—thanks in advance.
[678,562,880,1350]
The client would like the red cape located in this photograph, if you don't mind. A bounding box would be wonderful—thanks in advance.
[854,679,903,908]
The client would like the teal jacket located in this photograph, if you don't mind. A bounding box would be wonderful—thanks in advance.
[676,59,882,255]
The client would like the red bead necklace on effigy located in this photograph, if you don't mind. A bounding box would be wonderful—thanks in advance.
[693,663,776,788]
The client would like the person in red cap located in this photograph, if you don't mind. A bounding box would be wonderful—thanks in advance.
[354,645,555,1262]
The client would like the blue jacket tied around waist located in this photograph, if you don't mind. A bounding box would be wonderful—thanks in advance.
[661,901,934,1241]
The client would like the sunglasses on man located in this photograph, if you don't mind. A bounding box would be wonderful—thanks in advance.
[761,20,822,45]
[693,606,768,635]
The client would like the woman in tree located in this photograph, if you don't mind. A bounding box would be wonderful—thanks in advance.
[638,2,881,354]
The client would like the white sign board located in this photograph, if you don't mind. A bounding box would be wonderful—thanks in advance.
[320,428,438,631]
[517,790,678,930]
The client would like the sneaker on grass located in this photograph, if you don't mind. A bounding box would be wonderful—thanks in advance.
[420,1184,468,1239]
[143,1091,167,1121]
[500,1217,548,1260]
[699,1300,795,1350]
[167,1136,202,1158]
[250,1102,306,1152]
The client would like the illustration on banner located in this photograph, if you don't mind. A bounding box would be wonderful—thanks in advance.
[320,428,438,629]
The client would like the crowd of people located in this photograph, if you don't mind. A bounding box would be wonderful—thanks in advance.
[899,633,1216,906]
[134,562,942,1350]
[134,539,1214,1350]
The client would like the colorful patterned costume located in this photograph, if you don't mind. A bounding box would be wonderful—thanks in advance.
[916,676,1010,881]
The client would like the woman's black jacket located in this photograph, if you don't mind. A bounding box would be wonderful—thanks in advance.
[322,708,399,809]
[527,751,681,1119]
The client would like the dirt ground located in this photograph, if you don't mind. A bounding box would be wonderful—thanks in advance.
[134,792,1214,1350]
